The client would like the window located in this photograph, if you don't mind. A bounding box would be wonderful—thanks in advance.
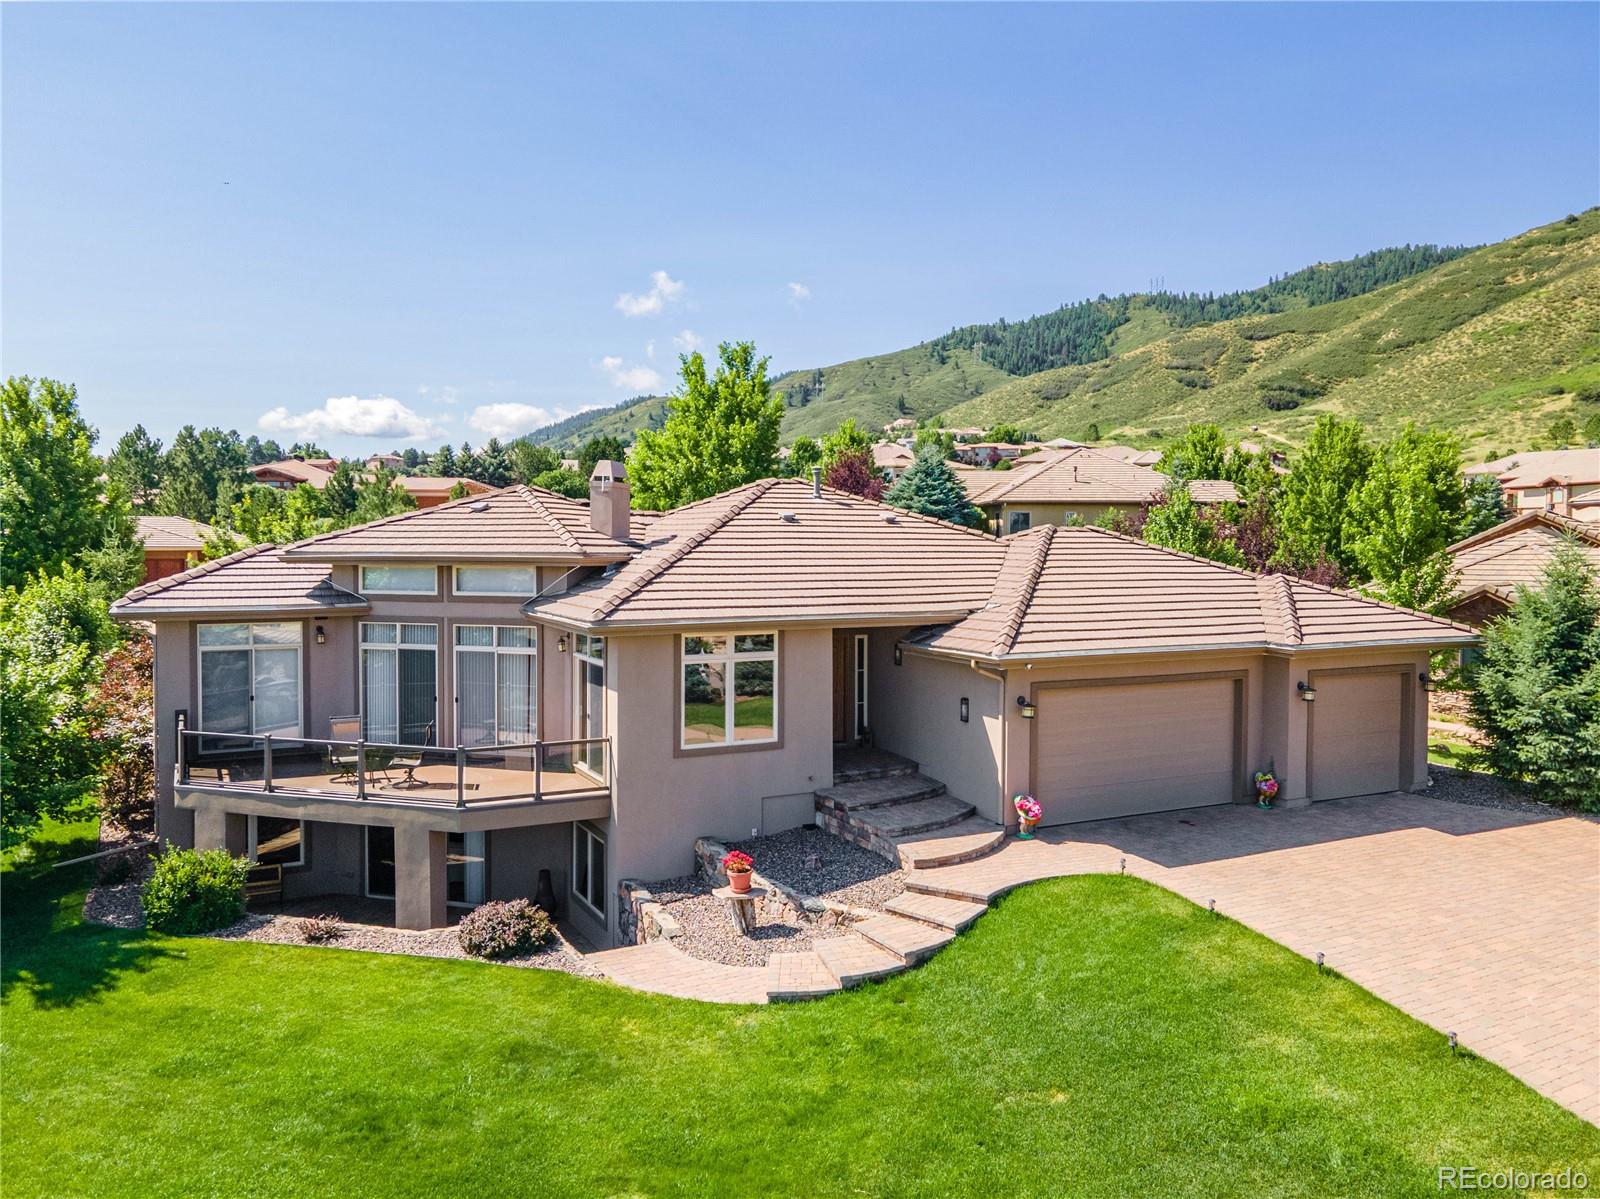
[455,625,536,746]
[360,623,438,743]
[360,564,438,595]
[447,831,486,906]
[197,623,303,739]
[1007,511,1032,534]
[454,565,538,596]
[853,633,869,738]
[575,634,606,773]
[248,815,303,867]
[572,823,606,920]
[681,633,777,749]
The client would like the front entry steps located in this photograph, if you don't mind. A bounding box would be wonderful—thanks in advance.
[894,818,1007,870]
[883,890,988,932]
[817,754,1003,869]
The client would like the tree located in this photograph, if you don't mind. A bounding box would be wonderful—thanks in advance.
[987,423,1026,445]
[108,424,164,511]
[1467,543,1600,810]
[243,435,284,465]
[883,445,985,528]
[323,461,360,518]
[913,426,956,459]
[1460,473,1507,538]
[1343,425,1465,611]
[578,435,627,481]
[287,440,328,459]
[1548,416,1576,447]
[353,467,417,522]
[820,419,872,467]
[431,444,458,477]
[158,425,248,523]
[1085,422,1102,443]
[783,436,822,479]
[823,449,885,501]
[480,438,513,488]
[509,440,559,484]
[456,441,485,482]
[1273,415,1372,576]
[628,341,784,510]
[401,447,422,471]
[1156,423,1228,481]
[531,468,587,499]
[1,377,112,584]
[1141,482,1245,566]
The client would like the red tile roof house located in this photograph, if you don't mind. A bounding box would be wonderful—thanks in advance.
[1464,448,1600,523]
[113,461,1473,943]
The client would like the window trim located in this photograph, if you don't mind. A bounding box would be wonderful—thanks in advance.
[1007,510,1033,534]
[571,822,607,923]
[196,621,304,738]
[247,814,305,869]
[359,564,439,596]
[452,565,540,597]
[453,624,538,746]
[678,631,780,752]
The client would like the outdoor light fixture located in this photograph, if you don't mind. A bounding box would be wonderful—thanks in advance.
[1419,672,1435,692]
[959,697,970,723]
[557,634,569,653]
[314,625,326,646]
[1017,696,1037,719]
[893,645,903,666]
[1298,681,1317,702]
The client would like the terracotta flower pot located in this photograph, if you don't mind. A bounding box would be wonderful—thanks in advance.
[728,869,752,894]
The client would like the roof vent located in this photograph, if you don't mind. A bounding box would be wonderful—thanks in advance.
[467,500,490,512]
[883,513,897,523]
[780,512,798,523]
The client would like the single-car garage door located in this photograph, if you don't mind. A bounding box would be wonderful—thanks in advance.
[1033,677,1239,824]
[1310,672,1404,800]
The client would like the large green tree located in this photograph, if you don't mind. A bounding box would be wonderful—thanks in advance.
[353,467,418,522]
[1273,415,1373,576]
[1156,423,1228,482]
[1141,482,1245,566]
[628,342,784,509]
[1467,543,1600,810]
[578,435,627,481]
[107,424,165,511]
[1343,426,1466,611]
[883,445,984,528]
[0,377,111,584]
[820,419,872,467]
[509,440,560,484]
[158,426,249,523]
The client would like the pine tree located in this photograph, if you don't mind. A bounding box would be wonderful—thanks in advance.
[884,445,984,528]
[323,462,359,518]
[108,424,165,511]
[353,467,417,522]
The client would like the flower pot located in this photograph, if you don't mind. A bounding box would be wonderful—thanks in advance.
[728,869,752,894]
[1018,816,1038,839]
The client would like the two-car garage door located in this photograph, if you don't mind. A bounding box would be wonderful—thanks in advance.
[1033,677,1240,825]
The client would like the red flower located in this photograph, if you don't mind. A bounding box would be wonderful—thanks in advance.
[721,849,754,873]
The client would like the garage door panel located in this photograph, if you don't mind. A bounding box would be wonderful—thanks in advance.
[1311,673,1403,800]
[1034,678,1237,824]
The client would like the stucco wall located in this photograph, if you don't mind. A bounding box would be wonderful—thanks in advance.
[282,820,365,901]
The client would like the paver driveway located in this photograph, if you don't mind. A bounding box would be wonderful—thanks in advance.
[918,792,1600,1125]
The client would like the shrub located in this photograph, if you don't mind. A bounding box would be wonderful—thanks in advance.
[457,899,553,959]
[296,914,344,944]
[141,846,249,934]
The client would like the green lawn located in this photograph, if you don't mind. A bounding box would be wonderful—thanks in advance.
[4,823,1596,1198]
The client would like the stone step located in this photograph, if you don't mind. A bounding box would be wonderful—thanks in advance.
[883,890,989,933]
[813,933,908,988]
[852,913,956,965]
[831,748,920,784]
[902,872,997,905]
[814,774,947,814]
[847,794,975,839]
[894,817,1007,870]
[765,951,840,1002]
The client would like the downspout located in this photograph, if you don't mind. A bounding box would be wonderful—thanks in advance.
[970,658,1007,825]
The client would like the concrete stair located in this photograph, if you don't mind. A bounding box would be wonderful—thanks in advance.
[817,753,1001,866]
[852,913,956,965]
[883,890,988,932]
[893,817,1007,870]
[814,774,949,813]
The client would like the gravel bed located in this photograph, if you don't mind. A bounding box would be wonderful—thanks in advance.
[730,825,906,911]
[1425,764,1598,821]
[211,915,598,975]
[83,870,149,930]
[648,874,852,967]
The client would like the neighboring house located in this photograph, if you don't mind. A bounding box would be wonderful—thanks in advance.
[1445,510,1600,627]
[113,462,1471,941]
[883,418,918,435]
[962,446,1239,534]
[872,442,915,482]
[250,458,338,490]
[396,475,493,509]
[365,453,405,471]
[952,441,1040,466]
[1095,445,1163,467]
[1465,448,1600,522]
[135,515,215,583]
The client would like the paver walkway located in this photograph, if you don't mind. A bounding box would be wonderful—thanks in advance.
[587,942,770,1004]
[916,793,1600,1125]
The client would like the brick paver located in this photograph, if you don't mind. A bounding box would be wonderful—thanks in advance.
[587,942,770,1004]
[915,793,1600,1125]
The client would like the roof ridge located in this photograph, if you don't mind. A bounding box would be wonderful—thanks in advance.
[588,479,780,620]
[1283,574,1479,635]
[284,483,520,551]
[112,542,278,607]
[1255,573,1303,646]
[518,485,583,554]
[991,525,1055,656]
[1447,509,1600,553]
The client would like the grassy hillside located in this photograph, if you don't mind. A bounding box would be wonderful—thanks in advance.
[941,211,1600,457]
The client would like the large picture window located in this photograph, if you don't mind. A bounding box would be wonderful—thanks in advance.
[453,565,538,596]
[360,564,438,595]
[360,623,438,744]
[197,622,303,739]
[455,625,536,746]
[572,822,606,920]
[681,633,777,749]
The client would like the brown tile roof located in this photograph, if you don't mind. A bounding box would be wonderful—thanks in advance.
[135,515,215,551]
[111,544,367,618]
[1095,445,1163,467]
[873,443,915,469]
[962,447,1238,508]
[250,459,337,487]
[1447,511,1600,602]
[911,526,1472,660]
[1465,449,1600,487]
[527,478,1008,629]
[395,475,493,497]
[278,485,637,564]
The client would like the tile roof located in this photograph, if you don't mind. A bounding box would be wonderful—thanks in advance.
[526,478,1009,629]
[250,459,337,487]
[1095,445,1163,467]
[1447,511,1600,602]
[1465,449,1600,487]
[278,484,637,564]
[111,544,367,618]
[395,475,492,496]
[911,526,1472,660]
[961,447,1238,507]
[873,443,915,469]
[135,515,215,551]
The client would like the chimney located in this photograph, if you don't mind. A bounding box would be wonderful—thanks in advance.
[589,460,631,541]
[810,464,822,498]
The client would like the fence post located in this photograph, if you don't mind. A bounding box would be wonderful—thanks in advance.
[456,746,467,808]
[175,710,189,784]
[357,740,367,800]
[534,741,543,801]
[263,734,274,792]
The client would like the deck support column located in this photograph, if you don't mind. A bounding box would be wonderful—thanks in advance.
[394,826,448,930]
[193,807,249,855]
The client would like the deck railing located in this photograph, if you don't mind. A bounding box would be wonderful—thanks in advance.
[176,721,610,809]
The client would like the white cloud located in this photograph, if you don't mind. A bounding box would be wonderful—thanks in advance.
[467,403,560,439]
[673,329,704,353]
[259,395,444,440]
[417,384,460,405]
[645,339,656,359]
[615,270,685,318]
[786,281,811,303]
[600,356,664,392]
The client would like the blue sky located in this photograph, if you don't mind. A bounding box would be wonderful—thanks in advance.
[4,2,1597,454]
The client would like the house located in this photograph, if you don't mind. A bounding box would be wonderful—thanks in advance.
[135,516,215,583]
[365,453,405,471]
[883,418,918,435]
[250,458,338,490]
[962,446,1239,534]
[113,462,1472,943]
[396,475,493,509]
[952,441,1041,467]
[1095,445,1163,467]
[1465,449,1600,522]
[872,442,916,482]
[1445,510,1600,627]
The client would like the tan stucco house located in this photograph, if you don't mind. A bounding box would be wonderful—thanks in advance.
[1465,448,1600,523]
[1446,510,1600,627]
[114,462,1472,944]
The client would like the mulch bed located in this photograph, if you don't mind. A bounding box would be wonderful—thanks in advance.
[1425,764,1598,821]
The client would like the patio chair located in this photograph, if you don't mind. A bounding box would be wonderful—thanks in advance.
[385,722,435,788]
[327,715,362,782]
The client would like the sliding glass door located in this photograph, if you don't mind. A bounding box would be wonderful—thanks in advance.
[197,623,303,746]
[360,623,437,744]
[454,626,536,746]
[575,634,605,774]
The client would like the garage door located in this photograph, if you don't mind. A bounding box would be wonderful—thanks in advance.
[1033,678,1238,824]
[1310,672,1403,800]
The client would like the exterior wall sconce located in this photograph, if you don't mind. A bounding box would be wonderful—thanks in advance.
[314,624,327,646]
[1298,681,1317,702]
[893,645,903,666]
[1017,696,1037,719]
[556,634,570,653]
[959,697,969,723]
[1419,673,1435,691]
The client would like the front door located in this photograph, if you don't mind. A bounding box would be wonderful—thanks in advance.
[832,632,869,744]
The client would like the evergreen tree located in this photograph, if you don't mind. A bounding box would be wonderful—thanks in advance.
[578,435,627,480]
[402,447,422,471]
[287,440,328,459]
[1467,543,1600,810]
[884,445,985,528]
[1273,415,1372,576]
[323,462,360,518]
[108,424,165,511]
[480,438,513,487]
[448,481,473,501]
[353,467,418,521]
[628,342,784,510]
[431,444,458,477]
[158,426,249,523]
[1460,473,1507,538]
[1343,425,1465,611]
[455,440,484,482]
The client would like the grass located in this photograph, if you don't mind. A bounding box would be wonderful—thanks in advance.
[4,825,1596,1198]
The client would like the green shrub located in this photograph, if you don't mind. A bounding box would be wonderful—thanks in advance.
[457,899,553,959]
[141,846,248,934]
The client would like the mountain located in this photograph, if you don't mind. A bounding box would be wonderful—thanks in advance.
[528,212,1597,455]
